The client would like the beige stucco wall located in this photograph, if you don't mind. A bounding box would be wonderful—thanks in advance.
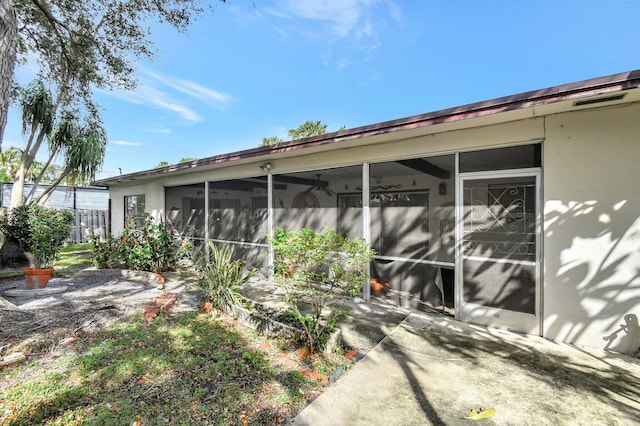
[105,100,640,353]
[109,181,165,234]
[543,102,640,353]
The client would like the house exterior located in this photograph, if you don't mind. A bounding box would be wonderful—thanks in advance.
[95,70,640,355]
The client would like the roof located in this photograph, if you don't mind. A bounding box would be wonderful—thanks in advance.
[94,69,640,187]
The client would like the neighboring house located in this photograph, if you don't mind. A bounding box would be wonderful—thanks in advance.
[94,70,640,355]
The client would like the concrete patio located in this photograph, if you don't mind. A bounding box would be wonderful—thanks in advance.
[237,279,640,425]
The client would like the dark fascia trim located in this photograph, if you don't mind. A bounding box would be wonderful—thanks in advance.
[95,70,640,187]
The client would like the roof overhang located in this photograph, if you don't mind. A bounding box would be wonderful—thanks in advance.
[94,69,640,187]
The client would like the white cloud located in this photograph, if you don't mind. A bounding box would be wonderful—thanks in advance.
[101,68,233,124]
[141,69,233,108]
[108,84,202,123]
[147,127,172,134]
[111,140,143,146]
[272,0,403,42]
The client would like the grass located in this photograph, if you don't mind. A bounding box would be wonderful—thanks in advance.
[54,242,94,275]
[0,311,333,425]
[2,243,353,424]
[0,243,93,278]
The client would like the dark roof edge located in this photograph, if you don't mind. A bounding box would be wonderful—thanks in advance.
[95,69,640,186]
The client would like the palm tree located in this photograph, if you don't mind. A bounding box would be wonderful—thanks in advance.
[0,146,24,181]
[25,113,77,203]
[9,80,54,209]
[261,136,284,147]
[35,122,106,205]
[287,121,327,140]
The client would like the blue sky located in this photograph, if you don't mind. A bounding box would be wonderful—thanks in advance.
[4,0,640,179]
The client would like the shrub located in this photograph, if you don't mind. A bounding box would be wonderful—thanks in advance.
[270,227,375,353]
[91,214,190,273]
[0,205,74,269]
[191,241,255,314]
[91,235,121,269]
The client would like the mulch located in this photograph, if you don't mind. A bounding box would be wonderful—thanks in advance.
[0,269,183,357]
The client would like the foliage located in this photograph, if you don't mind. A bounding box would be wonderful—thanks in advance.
[0,204,73,268]
[9,80,55,208]
[31,115,107,204]
[8,80,107,208]
[270,227,375,353]
[288,120,328,140]
[8,0,228,119]
[192,241,256,313]
[261,135,284,146]
[4,0,228,205]
[154,157,197,168]
[0,311,324,425]
[91,235,122,269]
[91,214,189,273]
[0,145,64,183]
[260,121,347,147]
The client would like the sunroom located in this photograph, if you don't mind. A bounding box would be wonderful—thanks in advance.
[159,142,541,334]
[97,70,640,354]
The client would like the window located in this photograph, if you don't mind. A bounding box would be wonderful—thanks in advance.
[459,144,541,173]
[124,194,145,228]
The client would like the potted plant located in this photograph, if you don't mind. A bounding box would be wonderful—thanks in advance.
[0,205,74,288]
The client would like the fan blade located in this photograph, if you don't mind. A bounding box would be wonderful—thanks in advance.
[322,186,335,197]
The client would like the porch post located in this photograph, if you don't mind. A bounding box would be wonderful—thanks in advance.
[267,173,274,277]
[454,152,461,319]
[204,180,210,257]
[362,162,371,301]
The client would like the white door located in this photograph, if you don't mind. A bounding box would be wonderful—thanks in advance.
[456,170,541,334]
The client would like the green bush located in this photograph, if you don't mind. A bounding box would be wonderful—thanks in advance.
[91,214,190,273]
[191,241,255,313]
[270,227,375,353]
[91,235,121,269]
[0,205,74,269]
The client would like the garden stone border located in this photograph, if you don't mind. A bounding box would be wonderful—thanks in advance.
[119,269,165,289]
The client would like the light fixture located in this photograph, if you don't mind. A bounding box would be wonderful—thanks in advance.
[260,162,272,172]
[439,182,447,195]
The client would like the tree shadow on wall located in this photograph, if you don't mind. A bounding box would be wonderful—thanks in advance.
[544,198,640,355]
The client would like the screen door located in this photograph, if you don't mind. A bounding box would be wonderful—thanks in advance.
[457,170,541,333]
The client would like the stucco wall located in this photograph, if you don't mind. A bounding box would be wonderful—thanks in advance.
[109,181,165,234]
[543,102,640,353]
[104,102,640,353]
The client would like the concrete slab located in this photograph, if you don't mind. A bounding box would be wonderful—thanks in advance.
[292,312,640,425]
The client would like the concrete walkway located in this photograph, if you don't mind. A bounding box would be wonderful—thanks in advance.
[291,311,640,425]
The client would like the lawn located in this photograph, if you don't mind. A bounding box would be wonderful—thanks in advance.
[54,242,95,275]
[1,310,339,425]
[1,243,352,425]
[0,242,93,278]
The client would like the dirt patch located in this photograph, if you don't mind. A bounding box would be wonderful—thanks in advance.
[0,269,201,357]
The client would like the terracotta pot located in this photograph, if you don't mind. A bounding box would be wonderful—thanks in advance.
[370,278,390,295]
[23,268,54,289]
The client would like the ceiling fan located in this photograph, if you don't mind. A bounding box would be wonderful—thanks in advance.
[304,174,335,197]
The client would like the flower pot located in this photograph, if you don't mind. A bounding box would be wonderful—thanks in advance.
[370,278,390,295]
[23,268,54,289]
